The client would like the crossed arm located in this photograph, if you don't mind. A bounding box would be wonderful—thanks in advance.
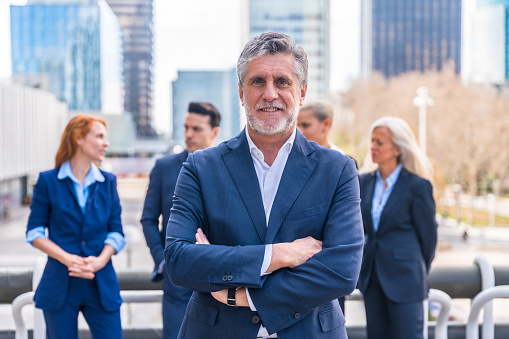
[194,228,323,306]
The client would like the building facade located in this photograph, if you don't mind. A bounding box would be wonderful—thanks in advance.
[0,83,68,218]
[105,0,154,137]
[469,0,509,84]
[361,0,462,78]
[248,0,330,101]
[10,0,124,113]
[172,69,241,146]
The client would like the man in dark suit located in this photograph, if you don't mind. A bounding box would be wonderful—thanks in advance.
[164,32,364,339]
[141,102,220,339]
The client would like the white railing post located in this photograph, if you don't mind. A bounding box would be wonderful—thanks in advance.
[428,289,452,339]
[12,292,35,339]
[474,255,495,339]
[33,257,47,339]
[466,286,509,339]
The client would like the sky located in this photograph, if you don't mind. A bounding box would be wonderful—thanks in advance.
[0,0,361,135]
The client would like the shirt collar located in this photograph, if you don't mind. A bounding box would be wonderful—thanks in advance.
[58,160,105,187]
[245,127,296,156]
[376,163,403,187]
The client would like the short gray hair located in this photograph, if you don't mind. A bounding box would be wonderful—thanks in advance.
[237,32,308,89]
[300,101,334,122]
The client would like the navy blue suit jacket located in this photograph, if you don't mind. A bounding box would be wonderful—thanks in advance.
[357,168,438,303]
[141,150,188,272]
[164,130,364,338]
[27,168,123,312]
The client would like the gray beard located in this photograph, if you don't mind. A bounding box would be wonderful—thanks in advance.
[244,98,298,135]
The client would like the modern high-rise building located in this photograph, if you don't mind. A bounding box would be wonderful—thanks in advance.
[105,0,154,137]
[468,0,508,84]
[248,0,330,101]
[10,0,124,113]
[361,0,462,78]
[172,69,241,146]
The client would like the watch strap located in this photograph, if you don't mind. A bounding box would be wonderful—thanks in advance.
[227,287,237,307]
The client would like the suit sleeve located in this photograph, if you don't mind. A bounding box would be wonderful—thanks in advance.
[107,175,123,235]
[411,179,437,272]
[27,173,50,232]
[248,158,364,334]
[164,154,267,292]
[141,160,165,266]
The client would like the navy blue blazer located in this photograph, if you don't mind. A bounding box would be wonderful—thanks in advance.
[164,130,364,338]
[27,168,123,312]
[141,150,188,272]
[357,168,438,303]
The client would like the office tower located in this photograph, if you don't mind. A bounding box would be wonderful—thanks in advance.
[105,0,154,137]
[172,69,241,146]
[361,0,462,78]
[248,0,330,101]
[469,0,508,84]
[10,0,124,113]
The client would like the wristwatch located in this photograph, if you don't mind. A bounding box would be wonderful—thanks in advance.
[227,287,239,307]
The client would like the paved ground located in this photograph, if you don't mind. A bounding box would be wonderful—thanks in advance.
[1,177,508,331]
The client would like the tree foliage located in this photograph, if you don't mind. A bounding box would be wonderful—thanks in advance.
[335,65,509,198]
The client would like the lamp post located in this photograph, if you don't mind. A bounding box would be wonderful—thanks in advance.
[413,86,434,154]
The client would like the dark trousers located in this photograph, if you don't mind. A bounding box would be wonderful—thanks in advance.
[364,274,424,339]
[162,267,193,339]
[43,277,121,339]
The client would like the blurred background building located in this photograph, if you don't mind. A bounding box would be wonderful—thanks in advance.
[0,82,68,218]
[361,0,462,78]
[10,0,124,113]
[172,68,241,146]
[105,0,155,137]
[248,0,330,101]
[468,0,508,84]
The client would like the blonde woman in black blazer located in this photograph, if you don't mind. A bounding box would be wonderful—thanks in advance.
[357,116,437,339]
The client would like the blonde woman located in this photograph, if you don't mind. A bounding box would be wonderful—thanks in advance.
[357,116,437,339]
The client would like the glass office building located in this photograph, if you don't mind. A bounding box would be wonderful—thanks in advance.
[105,0,154,136]
[361,0,462,78]
[10,0,124,113]
[249,0,330,101]
[172,69,241,146]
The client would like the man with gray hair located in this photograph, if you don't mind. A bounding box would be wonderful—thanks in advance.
[164,32,363,338]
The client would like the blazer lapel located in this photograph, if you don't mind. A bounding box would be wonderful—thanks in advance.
[222,132,267,243]
[265,132,318,244]
[362,172,376,236]
[378,169,409,233]
[63,177,82,211]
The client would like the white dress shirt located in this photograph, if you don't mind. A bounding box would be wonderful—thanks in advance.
[371,164,402,232]
[244,127,296,338]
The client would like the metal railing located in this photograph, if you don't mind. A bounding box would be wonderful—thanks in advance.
[12,290,163,339]
[466,285,509,339]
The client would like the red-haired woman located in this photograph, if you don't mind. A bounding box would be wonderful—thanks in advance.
[26,114,124,339]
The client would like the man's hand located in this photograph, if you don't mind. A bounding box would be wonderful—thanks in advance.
[268,236,322,272]
[195,228,210,244]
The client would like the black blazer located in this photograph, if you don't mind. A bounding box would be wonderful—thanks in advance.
[357,168,437,303]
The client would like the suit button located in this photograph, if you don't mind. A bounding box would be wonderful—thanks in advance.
[227,275,233,281]
[81,241,86,246]
[222,275,228,282]
[294,312,301,319]
[251,315,260,324]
